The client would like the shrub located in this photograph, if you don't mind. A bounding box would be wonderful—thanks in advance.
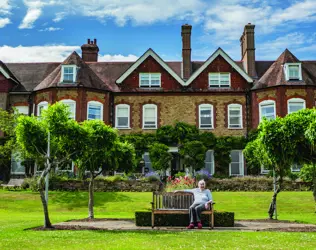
[102,175,128,182]
[196,169,212,180]
[165,176,195,192]
[299,164,315,182]
[135,211,234,227]
[174,172,186,178]
[144,172,160,182]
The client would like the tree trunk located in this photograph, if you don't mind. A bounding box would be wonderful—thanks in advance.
[313,164,316,213]
[88,172,94,219]
[38,171,52,228]
[268,172,282,219]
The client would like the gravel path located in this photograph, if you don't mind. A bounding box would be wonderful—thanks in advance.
[53,219,316,232]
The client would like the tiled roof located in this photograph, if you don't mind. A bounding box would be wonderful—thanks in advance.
[34,51,111,91]
[253,49,316,90]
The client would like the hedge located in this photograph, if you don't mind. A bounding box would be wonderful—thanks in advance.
[135,211,234,227]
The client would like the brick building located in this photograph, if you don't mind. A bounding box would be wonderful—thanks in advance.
[1,24,315,177]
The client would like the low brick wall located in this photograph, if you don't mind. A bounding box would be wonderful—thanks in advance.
[50,180,162,192]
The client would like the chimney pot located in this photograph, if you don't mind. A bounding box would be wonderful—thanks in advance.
[81,38,99,62]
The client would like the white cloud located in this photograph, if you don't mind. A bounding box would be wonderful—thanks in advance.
[0,0,12,15]
[72,0,205,26]
[39,26,63,31]
[0,45,79,62]
[0,18,11,28]
[53,11,67,22]
[19,0,64,29]
[98,54,138,62]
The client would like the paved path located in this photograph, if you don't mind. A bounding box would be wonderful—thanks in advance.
[55,219,316,232]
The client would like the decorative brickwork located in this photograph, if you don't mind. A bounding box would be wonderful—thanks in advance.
[285,89,307,97]
[256,90,277,101]
[35,92,50,104]
[57,90,78,100]
[115,94,246,136]
[86,91,105,102]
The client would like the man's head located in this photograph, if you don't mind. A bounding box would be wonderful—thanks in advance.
[198,179,206,190]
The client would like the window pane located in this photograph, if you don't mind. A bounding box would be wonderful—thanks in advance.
[88,104,101,120]
[200,107,212,127]
[289,102,304,114]
[144,106,157,128]
[118,117,128,127]
[261,104,275,120]
[117,107,128,117]
[231,163,240,175]
[231,151,240,162]
[230,117,240,126]
[289,65,299,79]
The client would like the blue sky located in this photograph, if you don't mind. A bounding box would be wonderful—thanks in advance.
[1,0,316,63]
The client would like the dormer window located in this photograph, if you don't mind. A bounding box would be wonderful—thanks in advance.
[139,73,161,88]
[61,65,77,83]
[285,63,302,81]
[209,73,230,88]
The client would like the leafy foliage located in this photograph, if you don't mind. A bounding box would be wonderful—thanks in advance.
[180,140,207,171]
[149,143,173,171]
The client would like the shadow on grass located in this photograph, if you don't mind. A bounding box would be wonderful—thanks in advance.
[49,192,133,209]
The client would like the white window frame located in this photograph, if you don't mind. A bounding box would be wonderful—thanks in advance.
[14,106,29,115]
[60,99,76,120]
[259,100,276,122]
[291,164,302,172]
[139,73,161,88]
[115,104,130,129]
[56,161,74,173]
[199,104,213,129]
[261,166,270,174]
[284,63,302,81]
[287,98,306,114]
[229,150,244,176]
[204,150,215,175]
[228,104,243,129]
[143,104,158,129]
[61,65,77,83]
[37,101,48,117]
[87,101,103,121]
[208,72,231,88]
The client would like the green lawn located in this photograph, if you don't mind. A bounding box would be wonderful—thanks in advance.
[0,190,315,250]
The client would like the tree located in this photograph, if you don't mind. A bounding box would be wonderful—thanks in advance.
[149,143,173,174]
[15,103,83,228]
[0,109,19,181]
[180,141,207,173]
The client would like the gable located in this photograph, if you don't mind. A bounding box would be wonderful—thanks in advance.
[185,48,253,86]
[189,55,250,90]
[119,56,183,91]
[116,49,184,85]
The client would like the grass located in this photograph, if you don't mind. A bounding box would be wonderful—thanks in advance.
[0,190,315,250]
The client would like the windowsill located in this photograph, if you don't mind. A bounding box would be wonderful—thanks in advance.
[228,127,243,130]
[116,127,131,130]
[199,127,214,130]
[59,82,76,85]
[208,87,231,89]
[143,127,157,130]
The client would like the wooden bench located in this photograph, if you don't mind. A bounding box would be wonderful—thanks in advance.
[1,179,24,189]
[151,191,215,229]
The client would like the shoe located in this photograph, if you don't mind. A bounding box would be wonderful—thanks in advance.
[187,223,194,229]
[197,222,203,229]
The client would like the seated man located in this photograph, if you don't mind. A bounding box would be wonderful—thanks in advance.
[175,179,213,229]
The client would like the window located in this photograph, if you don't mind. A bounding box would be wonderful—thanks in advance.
[115,104,130,129]
[209,73,230,88]
[204,150,215,175]
[291,164,302,172]
[142,152,153,174]
[288,98,305,114]
[259,100,276,122]
[261,166,270,174]
[143,104,157,129]
[11,152,25,174]
[14,106,29,115]
[285,63,302,81]
[139,73,161,87]
[60,99,76,119]
[229,150,244,176]
[57,160,74,172]
[61,65,77,83]
[87,101,103,120]
[37,101,48,117]
[199,104,213,129]
[228,104,242,128]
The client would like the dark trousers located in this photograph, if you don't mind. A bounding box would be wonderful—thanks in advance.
[189,203,206,223]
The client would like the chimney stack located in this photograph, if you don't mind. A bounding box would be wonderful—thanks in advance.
[240,23,256,78]
[81,38,99,62]
[182,24,192,80]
